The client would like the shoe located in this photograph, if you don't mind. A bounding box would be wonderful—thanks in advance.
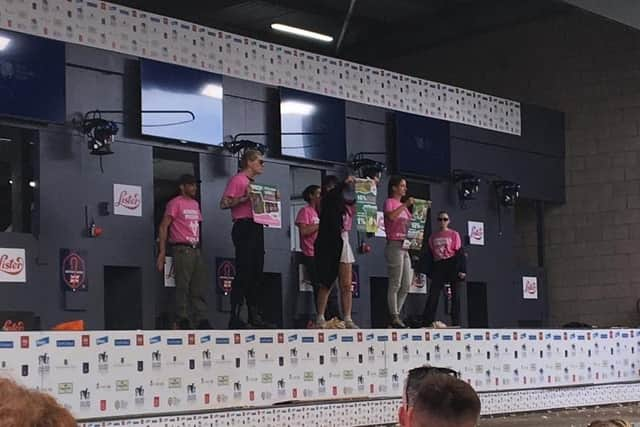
[324,317,345,329]
[389,315,407,329]
[344,319,359,329]
[248,306,276,329]
[228,314,249,329]
[176,317,191,330]
[316,317,327,329]
[196,319,212,330]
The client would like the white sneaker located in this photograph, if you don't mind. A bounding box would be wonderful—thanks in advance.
[344,319,360,329]
[316,317,326,329]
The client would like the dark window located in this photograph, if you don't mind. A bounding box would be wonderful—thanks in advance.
[0,126,37,233]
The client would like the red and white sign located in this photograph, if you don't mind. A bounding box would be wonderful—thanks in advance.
[409,272,427,294]
[522,276,538,300]
[113,183,142,217]
[0,248,26,283]
[468,221,484,246]
[164,256,176,288]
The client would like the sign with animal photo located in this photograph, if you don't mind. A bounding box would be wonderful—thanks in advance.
[375,211,386,238]
[0,248,26,283]
[249,183,282,228]
[409,272,427,294]
[403,199,431,250]
[113,183,142,217]
[355,179,378,233]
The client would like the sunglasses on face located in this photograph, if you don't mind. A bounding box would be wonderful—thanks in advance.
[438,217,449,222]
[404,366,460,408]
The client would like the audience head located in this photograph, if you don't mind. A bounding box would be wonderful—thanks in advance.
[0,377,77,427]
[399,366,480,427]
[437,211,450,231]
[322,175,340,193]
[302,185,321,206]
[241,149,264,176]
[388,175,407,198]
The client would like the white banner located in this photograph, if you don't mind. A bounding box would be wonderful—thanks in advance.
[0,248,26,283]
[522,276,538,299]
[113,184,142,217]
[409,272,427,294]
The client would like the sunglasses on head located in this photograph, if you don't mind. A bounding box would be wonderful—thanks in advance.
[438,217,449,222]
[404,365,459,407]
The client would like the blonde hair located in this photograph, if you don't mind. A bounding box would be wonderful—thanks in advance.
[0,378,77,426]
[241,149,262,169]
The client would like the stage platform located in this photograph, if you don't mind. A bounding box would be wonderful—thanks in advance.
[0,328,637,426]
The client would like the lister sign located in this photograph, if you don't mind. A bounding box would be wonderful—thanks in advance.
[0,248,26,283]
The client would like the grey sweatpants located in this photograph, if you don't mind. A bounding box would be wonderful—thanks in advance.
[384,240,413,316]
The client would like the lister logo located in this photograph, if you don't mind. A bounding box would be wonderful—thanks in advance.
[115,190,141,210]
[0,254,24,275]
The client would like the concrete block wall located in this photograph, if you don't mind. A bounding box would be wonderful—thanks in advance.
[386,9,640,327]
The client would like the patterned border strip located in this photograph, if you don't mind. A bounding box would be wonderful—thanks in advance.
[78,383,640,426]
[0,0,521,135]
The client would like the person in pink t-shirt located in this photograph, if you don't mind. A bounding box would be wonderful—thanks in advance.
[423,211,466,326]
[384,176,414,328]
[220,149,272,329]
[156,174,210,330]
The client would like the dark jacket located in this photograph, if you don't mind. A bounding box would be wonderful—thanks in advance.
[418,245,467,280]
[314,183,348,287]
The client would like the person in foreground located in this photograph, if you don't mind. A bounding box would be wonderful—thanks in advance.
[399,365,480,427]
[587,421,632,427]
[0,377,77,426]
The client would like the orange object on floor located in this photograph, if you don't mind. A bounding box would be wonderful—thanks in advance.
[52,320,85,331]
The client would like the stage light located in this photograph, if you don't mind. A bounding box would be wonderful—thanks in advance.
[0,36,10,51]
[271,23,333,43]
[83,117,118,156]
[200,83,222,99]
[350,153,386,180]
[494,180,520,207]
[280,101,315,116]
[28,180,36,188]
[454,174,481,206]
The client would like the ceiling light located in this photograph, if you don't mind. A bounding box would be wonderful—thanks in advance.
[0,36,10,51]
[8,179,13,185]
[29,180,37,188]
[271,23,333,43]
[281,101,315,116]
[201,84,223,99]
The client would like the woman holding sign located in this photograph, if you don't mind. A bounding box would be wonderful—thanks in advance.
[220,149,271,329]
[384,176,414,328]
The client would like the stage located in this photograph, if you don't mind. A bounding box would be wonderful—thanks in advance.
[0,327,637,425]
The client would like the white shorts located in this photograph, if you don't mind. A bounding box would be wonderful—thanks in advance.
[340,231,356,264]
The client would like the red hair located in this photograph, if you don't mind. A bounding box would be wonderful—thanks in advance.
[0,378,77,426]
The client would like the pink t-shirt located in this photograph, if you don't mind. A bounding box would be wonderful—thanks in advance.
[383,198,411,241]
[164,196,202,245]
[223,172,253,220]
[342,204,355,232]
[296,205,320,257]
[429,229,462,261]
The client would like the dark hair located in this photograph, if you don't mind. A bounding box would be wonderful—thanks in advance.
[302,185,321,203]
[388,175,406,198]
[438,211,449,218]
[241,149,262,168]
[322,175,340,193]
[412,373,480,424]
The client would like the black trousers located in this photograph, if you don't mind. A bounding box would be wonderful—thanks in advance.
[231,219,264,309]
[300,254,340,320]
[422,257,461,326]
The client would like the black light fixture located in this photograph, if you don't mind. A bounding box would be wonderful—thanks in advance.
[350,152,386,180]
[83,117,118,156]
[494,180,520,207]
[454,173,481,208]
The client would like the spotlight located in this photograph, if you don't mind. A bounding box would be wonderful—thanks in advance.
[350,153,386,180]
[494,180,520,207]
[454,173,481,206]
[82,117,118,156]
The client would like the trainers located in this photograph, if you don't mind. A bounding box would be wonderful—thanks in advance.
[344,319,359,329]
[316,317,327,329]
[390,315,407,329]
